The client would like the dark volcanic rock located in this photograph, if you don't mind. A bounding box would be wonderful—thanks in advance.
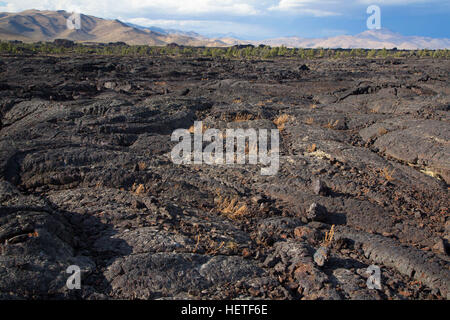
[306,203,328,222]
[0,54,448,300]
[313,246,329,267]
[312,179,329,196]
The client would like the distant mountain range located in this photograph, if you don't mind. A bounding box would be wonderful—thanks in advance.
[255,29,450,50]
[0,10,235,46]
[0,10,449,49]
[124,22,202,38]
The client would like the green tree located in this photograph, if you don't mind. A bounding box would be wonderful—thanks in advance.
[367,49,377,58]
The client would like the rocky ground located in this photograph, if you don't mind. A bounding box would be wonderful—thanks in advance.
[0,54,448,300]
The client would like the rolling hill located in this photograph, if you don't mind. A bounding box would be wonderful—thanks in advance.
[0,9,231,46]
[256,29,450,49]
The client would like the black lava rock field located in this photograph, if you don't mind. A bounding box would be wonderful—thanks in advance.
[0,54,449,300]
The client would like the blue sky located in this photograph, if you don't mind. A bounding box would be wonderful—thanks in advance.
[0,1,449,39]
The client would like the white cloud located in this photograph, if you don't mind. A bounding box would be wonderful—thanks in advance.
[1,0,445,18]
[357,0,437,4]
[268,0,341,17]
[0,0,262,17]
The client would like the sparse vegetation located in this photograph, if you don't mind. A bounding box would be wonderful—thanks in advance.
[322,225,335,247]
[28,231,39,238]
[381,167,396,182]
[305,117,314,124]
[215,195,249,220]
[1,40,449,60]
[233,113,255,122]
[188,122,208,134]
[325,119,340,129]
[307,143,317,153]
[274,114,294,131]
[132,183,146,194]
[193,233,232,255]
[137,161,147,171]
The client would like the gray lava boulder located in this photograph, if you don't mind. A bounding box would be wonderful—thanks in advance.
[312,179,329,196]
[313,246,329,267]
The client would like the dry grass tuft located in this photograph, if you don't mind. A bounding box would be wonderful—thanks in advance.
[274,114,294,131]
[307,143,317,153]
[193,234,227,255]
[323,225,335,247]
[193,234,201,253]
[226,241,239,251]
[215,195,249,219]
[325,119,340,129]
[305,117,314,125]
[207,240,225,255]
[132,183,146,195]
[137,161,147,171]
[381,167,396,182]
[233,113,255,122]
[188,122,208,134]
[28,231,39,238]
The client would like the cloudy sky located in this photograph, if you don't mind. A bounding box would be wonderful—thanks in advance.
[0,0,449,39]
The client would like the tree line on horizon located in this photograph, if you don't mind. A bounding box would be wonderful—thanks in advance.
[0,40,449,59]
